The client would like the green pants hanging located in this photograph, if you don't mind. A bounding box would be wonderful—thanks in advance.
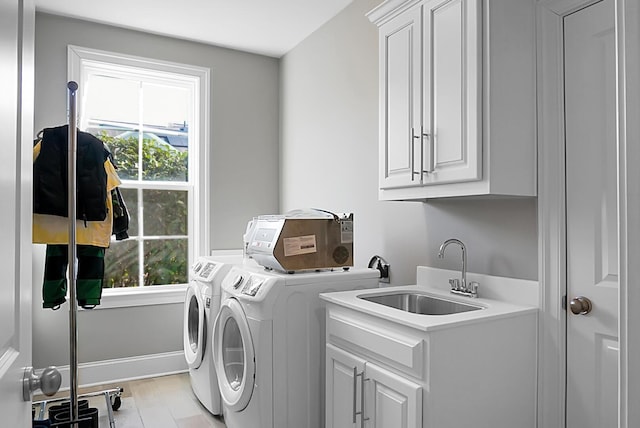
[43,244,105,309]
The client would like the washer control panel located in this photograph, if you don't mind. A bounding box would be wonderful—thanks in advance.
[222,267,274,300]
[191,259,221,282]
[242,276,265,297]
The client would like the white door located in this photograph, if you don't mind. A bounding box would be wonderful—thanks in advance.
[0,0,35,425]
[564,0,618,426]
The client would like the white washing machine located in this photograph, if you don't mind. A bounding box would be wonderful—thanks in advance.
[183,254,247,415]
[212,265,380,428]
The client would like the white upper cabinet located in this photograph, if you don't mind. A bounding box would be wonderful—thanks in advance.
[368,0,536,200]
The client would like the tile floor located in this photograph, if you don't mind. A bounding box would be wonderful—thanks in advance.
[33,373,226,428]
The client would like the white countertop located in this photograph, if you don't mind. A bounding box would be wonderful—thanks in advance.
[320,283,538,333]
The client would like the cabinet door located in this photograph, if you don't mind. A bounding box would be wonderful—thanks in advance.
[365,362,422,428]
[422,0,481,185]
[326,344,367,428]
[379,6,422,190]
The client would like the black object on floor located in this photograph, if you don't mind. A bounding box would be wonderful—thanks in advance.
[52,407,99,428]
[47,399,89,423]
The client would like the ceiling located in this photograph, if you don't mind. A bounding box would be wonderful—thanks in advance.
[34,0,354,58]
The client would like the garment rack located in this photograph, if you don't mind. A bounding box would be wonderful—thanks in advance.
[32,81,123,428]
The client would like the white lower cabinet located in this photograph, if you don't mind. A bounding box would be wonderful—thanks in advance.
[324,302,537,428]
[326,344,422,428]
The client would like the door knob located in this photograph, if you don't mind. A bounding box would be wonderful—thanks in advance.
[23,366,62,401]
[569,296,593,315]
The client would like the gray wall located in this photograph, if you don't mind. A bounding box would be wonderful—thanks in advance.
[32,0,539,370]
[279,0,538,287]
[33,13,280,368]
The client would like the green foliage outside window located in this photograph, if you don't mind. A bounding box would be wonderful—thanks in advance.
[98,132,188,181]
[98,132,189,287]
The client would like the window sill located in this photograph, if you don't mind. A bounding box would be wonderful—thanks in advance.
[88,284,188,310]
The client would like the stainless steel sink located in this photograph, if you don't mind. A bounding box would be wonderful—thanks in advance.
[359,292,483,315]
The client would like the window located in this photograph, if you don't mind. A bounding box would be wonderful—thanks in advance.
[69,46,210,298]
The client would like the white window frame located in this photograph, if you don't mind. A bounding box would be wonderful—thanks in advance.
[68,45,210,308]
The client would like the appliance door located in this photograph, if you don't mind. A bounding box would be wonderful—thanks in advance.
[212,297,256,412]
[183,281,205,369]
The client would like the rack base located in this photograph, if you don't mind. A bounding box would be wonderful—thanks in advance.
[33,387,123,428]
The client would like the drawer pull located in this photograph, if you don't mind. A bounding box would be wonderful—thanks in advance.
[353,368,369,426]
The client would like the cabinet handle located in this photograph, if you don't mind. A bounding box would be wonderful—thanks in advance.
[352,368,369,425]
[360,371,370,428]
[352,367,359,423]
[419,126,425,176]
[411,128,421,181]
[423,131,434,173]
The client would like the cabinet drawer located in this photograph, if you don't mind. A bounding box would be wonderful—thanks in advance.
[327,311,425,379]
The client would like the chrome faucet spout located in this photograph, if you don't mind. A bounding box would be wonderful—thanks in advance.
[438,238,474,297]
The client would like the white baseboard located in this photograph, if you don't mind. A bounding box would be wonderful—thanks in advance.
[44,351,188,391]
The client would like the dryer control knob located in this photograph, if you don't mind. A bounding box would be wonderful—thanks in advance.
[232,274,244,289]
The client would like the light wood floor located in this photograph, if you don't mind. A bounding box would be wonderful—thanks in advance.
[33,373,226,428]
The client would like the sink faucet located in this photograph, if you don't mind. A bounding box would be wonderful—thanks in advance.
[437,238,478,298]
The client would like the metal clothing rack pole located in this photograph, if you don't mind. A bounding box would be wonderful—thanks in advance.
[67,80,80,428]
[59,81,122,428]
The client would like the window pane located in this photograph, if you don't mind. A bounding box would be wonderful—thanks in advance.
[84,74,140,129]
[95,130,140,181]
[142,83,189,132]
[120,188,138,236]
[104,240,139,288]
[141,82,189,182]
[143,189,187,236]
[141,138,188,181]
[144,239,187,286]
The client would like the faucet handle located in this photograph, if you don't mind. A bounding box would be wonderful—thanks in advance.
[449,278,460,291]
[469,281,479,297]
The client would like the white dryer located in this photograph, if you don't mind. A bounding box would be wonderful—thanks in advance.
[183,254,244,415]
[212,265,380,428]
